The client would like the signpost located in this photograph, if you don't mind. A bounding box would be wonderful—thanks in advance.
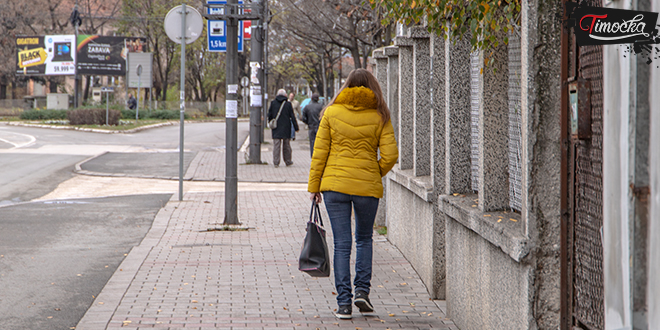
[204,0,262,225]
[164,4,203,201]
[207,0,244,52]
[136,64,142,122]
[101,86,114,125]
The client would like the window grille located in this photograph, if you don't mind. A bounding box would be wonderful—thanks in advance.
[508,30,523,211]
[470,51,481,191]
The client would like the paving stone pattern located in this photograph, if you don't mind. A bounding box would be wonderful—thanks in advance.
[186,136,311,183]
[77,130,459,330]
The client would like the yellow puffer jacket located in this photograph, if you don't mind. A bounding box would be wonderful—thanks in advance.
[308,86,398,198]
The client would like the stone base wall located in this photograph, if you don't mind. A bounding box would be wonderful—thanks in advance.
[386,177,438,297]
[446,217,533,330]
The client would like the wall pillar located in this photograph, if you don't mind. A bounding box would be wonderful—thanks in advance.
[385,46,400,146]
[445,35,473,195]
[395,35,414,170]
[410,27,431,177]
[478,37,510,212]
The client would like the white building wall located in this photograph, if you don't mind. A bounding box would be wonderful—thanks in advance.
[602,2,634,328]
[603,41,633,330]
[647,2,660,327]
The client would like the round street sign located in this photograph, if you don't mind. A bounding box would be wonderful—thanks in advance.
[164,5,204,44]
[241,76,250,87]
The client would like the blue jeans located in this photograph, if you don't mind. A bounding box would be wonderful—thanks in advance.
[323,191,379,306]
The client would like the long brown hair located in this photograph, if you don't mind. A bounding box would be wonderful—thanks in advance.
[322,68,391,124]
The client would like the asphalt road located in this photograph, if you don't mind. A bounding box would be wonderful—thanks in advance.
[0,121,249,329]
[0,154,85,206]
[0,194,172,330]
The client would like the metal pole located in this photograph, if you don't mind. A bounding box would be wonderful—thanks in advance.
[261,0,268,144]
[179,4,187,201]
[224,0,239,224]
[248,0,263,164]
[106,91,109,125]
[136,69,141,122]
[74,2,80,108]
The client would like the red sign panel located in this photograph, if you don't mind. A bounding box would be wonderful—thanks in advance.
[243,21,252,40]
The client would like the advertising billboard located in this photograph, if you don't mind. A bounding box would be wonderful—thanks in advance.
[16,35,76,76]
[77,35,147,75]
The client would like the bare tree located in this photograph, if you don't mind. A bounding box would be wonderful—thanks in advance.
[118,0,180,102]
[277,0,390,69]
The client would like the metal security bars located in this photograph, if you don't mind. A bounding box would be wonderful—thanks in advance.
[508,31,523,212]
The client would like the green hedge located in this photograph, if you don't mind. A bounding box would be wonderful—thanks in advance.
[19,110,68,120]
[121,109,188,120]
[149,110,189,120]
[68,108,120,125]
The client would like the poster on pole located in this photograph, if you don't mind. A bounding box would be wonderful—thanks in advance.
[16,35,76,76]
[76,35,147,75]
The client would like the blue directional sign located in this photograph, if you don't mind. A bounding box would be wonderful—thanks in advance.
[207,0,243,52]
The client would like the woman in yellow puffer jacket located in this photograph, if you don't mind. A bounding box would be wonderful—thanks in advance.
[308,68,398,320]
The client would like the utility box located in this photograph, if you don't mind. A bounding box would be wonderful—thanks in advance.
[47,93,69,110]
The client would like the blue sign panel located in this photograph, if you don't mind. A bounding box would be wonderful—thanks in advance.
[207,0,243,52]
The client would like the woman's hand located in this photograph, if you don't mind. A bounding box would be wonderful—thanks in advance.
[310,192,322,204]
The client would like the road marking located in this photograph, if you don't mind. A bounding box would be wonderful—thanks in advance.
[35,176,307,201]
[0,132,36,149]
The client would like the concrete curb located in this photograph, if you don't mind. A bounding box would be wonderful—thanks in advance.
[68,133,313,183]
[7,121,176,134]
[5,118,251,134]
[75,195,179,330]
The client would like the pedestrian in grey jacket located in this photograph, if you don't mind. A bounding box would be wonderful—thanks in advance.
[301,93,323,157]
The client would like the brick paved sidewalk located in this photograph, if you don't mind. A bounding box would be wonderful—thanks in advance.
[76,189,458,330]
[186,132,312,183]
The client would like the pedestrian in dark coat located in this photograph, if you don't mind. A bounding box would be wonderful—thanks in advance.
[301,93,323,157]
[127,94,137,110]
[268,89,299,167]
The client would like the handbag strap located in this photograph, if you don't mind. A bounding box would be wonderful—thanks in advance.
[309,202,324,227]
[274,100,286,122]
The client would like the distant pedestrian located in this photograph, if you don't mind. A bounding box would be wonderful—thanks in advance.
[308,69,398,319]
[268,89,299,167]
[301,93,323,157]
[289,93,300,140]
[289,92,301,119]
[127,93,137,110]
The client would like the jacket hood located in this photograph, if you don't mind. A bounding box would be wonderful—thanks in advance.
[275,94,288,102]
[334,86,378,110]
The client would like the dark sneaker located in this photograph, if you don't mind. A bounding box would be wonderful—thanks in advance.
[354,290,374,313]
[335,305,352,319]
[286,162,294,167]
[274,164,279,168]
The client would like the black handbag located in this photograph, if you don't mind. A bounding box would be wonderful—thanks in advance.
[298,202,330,277]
